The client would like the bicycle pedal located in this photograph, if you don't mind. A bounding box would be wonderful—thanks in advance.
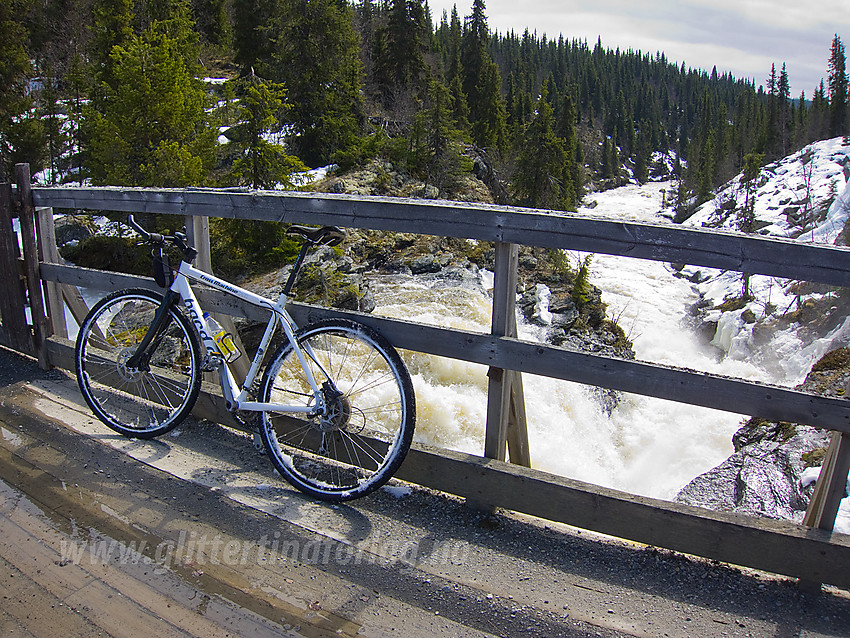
[201,354,223,372]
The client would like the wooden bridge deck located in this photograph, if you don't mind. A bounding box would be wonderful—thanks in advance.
[2,346,850,638]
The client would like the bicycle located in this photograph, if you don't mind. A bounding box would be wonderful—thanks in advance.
[74,215,415,502]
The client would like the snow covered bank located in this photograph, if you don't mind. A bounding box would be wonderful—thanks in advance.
[685,137,850,386]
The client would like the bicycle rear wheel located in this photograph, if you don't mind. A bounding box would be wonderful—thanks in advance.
[75,288,202,438]
[259,319,415,501]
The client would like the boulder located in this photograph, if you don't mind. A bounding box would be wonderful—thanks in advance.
[675,348,850,522]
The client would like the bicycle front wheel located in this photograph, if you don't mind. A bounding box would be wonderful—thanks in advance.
[259,319,415,501]
[75,288,202,439]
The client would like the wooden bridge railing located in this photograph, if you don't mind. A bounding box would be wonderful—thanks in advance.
[3,163,850,590]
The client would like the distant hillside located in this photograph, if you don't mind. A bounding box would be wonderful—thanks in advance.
[682,136,850,385]
[687,137,850,243]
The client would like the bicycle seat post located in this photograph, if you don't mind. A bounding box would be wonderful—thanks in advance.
[281,240,312,298]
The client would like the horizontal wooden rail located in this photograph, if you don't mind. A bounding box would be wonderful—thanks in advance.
[41,262,850,435]
[39,333,850,591]
[33,186,850,288]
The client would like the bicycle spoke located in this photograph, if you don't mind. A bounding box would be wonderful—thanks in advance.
[260,320,414,501]
[76,290,200,439]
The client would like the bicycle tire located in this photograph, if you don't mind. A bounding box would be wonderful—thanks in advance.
[258,319,415,501]
[75,288,202,439]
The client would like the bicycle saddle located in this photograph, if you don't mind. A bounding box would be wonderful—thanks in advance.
[286,225,345,247]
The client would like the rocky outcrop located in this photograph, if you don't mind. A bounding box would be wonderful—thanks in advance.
[303,162,636,377]
[311,159,495,204]
[675,347,850,522]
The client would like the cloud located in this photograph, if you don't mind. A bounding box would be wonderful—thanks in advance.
[430,0,846,94]
[682,0,850,32]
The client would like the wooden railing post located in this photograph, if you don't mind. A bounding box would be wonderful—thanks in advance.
[484,242,530,467]
[0,176,31,354]
[803,430,850,530]
[35,207,68,339]
[185,214,212,272]
[799,430,850,591]
[16,164,50,369]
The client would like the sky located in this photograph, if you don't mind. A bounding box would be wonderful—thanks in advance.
[426,0,850,97]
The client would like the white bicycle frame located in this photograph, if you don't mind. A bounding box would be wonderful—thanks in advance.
[170,259,326,416]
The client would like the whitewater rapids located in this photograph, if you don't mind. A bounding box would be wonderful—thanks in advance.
[370,181,778,500]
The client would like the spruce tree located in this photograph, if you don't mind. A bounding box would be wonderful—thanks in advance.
[0,0,46,175]
[445,5,463,83]
[512,84,576,211]
[764,63,779,154]
[79,9,216,186]
[471,58,508,152]
[191,0,232,49]
[633,127,650,183]
[232,0,277,73]
[697,131,716,202]
[811,79,830,140]
[371,0,429,106]
[89,0,133,89]
[226,74,308,189]
[269,0,364,166]
[556,92,583,199]
[777,64,791,155]
[461,0,506,152]
[796,91,808,146]
[739,151,763,234]
[409,76,466,191]
[828,34,849,137]
[739,151,763,296]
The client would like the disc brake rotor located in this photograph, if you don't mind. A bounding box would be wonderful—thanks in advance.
[116,348,145,382]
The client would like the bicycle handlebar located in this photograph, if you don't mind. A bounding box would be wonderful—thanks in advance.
[127,214,197,262]
[127,214,153,240]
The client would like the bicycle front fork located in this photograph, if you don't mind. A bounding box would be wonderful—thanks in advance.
[125,289,181,371]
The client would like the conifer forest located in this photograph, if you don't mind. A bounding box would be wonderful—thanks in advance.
[2,0,849,221]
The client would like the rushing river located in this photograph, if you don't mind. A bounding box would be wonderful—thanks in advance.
[369,181,783,500]
[45,182,821,501]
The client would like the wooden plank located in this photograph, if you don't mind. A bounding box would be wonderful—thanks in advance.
[0,182,31,353]
[0,512,197,638]
[35,207,68,338]
[16,165,48,368]
[62,284,90,329]
[32,186,850,288]
[286,304,850,435]
[39,264,850,435]
[40,262,158,294]
[41,262,275,325]
[394,441,850,591]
